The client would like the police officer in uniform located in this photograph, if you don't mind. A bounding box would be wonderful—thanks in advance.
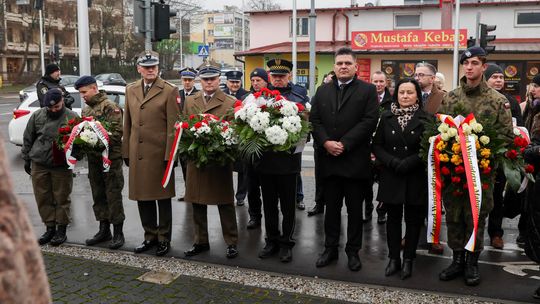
[22,89,79,246]
[223,70,250,206]
[36,63,75,109]
[75,76,126,250]
[177,67,199,201]
[267,58,309,211]
[438,47,513,286]
[123,51,180,256]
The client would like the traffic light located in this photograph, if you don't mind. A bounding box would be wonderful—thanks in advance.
[479,23,496,54]
[34,0,43,10]
[152,3,177,41]
[467,36,476,48]
[54,44,62,60]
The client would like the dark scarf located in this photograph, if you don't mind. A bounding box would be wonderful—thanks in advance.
[391,102,419,130]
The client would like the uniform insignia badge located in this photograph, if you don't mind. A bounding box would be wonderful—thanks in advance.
[114,108,121,114]
[275,59,281,65]
[504,102,510,109]
[176,96,181,104]
[464,51,471,57]
[41,87,48,94]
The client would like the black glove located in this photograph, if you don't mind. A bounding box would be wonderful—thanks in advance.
[396,156,420,174]
[24,160,31,175]
[123,158,129,167]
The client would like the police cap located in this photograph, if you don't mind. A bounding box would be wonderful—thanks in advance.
[198,64,221,78]
[179,67,198,79]
[225,70,243,81]
[267,59,293,75]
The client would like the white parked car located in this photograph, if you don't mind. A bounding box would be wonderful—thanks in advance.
[8,85,126,146]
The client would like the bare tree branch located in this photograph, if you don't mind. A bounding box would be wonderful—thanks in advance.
[247,0,281,11]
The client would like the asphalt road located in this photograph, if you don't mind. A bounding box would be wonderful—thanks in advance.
[1,92,539,303]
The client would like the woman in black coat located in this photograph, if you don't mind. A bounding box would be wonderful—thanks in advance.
[372,78,430,280]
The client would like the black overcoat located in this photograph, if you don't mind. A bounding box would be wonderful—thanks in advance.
[372,107,430,205]
[310,77,379,179]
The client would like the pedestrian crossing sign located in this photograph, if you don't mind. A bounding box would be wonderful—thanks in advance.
[198,45,209,57]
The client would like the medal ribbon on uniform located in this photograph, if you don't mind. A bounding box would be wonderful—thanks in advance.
[64,117,111,172]
[161,121,183,188]
[427,113,482,252]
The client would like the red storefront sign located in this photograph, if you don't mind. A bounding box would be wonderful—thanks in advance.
[352,29,467,50]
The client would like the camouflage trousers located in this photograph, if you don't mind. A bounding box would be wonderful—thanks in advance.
[443,192,494,252]
[31,162,73,225]
[87,155,125,225]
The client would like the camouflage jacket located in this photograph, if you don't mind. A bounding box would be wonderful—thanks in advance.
[82,91,123,158]
[439,76,513,144]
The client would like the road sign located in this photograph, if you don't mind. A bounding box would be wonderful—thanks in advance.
[198,45,209,57]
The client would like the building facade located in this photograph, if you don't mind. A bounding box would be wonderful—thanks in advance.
[238,1,540,100]
[190,6,249,68]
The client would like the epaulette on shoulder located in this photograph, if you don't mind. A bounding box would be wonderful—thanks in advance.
[126,82,137,88]
[163,80,177,88]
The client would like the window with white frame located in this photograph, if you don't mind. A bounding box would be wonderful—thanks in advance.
[515,10,540,27]
[289,17,309,36]
[394,14,421,29]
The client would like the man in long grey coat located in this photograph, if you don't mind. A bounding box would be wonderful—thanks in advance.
[122,51,180,256]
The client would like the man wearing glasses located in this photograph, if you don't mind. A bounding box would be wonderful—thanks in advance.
[413,62,444,115]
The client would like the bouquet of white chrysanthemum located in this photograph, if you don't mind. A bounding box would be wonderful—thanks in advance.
[232,87,310,160]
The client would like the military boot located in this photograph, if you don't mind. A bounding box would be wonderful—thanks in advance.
[38,225,56,245]
[85,221,112,246]
[464,251,481,286]
[439,250,465,281]
[109,223,125,250]
[49,225,67,246]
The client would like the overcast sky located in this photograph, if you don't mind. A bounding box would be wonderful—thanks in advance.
[201,0,401,10]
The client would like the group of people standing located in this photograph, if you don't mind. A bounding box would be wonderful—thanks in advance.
[21,46,540,297]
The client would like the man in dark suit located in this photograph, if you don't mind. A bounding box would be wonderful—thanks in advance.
[310,47,379,271]
[177,67,199,201]
[413,62,444,115]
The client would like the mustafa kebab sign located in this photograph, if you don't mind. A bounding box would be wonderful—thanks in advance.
[352,29,467,50]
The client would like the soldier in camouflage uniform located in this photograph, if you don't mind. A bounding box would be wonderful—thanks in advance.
[438,47,513,286]
[75,76,126,249]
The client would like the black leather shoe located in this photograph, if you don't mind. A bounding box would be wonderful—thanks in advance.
[236,200,245,206]
[316,248,338,268]
[259,242,279,258]
[156,241,171,256]
[246,218,261,229]
[464,252,481,286]
[85,221,112,246]
[385,258,401,276]
[307,204,324,217]
[184,243,210,257]
[226,245,239,258]
[279,247,293,263]
[296,200,305,210]
[38,225,56,245]
[401,259,413,280]
[439,250,465,281]
[49,225,67,246]
[346,251,362,271]
[134,240,158,254]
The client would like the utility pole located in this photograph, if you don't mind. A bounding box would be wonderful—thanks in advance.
[179,17,183,67]
[452,0,461,89]
[38,9,45,75]
[292,0,297,84]
[77,0,91,75]
[308,0,316,96]
[145,0,152,50]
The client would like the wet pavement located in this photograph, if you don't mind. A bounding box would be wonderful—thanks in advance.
[1,92,539,303]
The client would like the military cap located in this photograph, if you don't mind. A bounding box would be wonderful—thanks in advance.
[136,50,159,66]
[225,70,243,81]
[533,74,540,86]
[267,59,293,75]
[250,68,268,83]
[45,63,60,75]
[460,46,487,64]
[198,64,221,78]
[43,88,63,107]
[74,75,97,89]
[179,67,198,79]
[484,64,503,80]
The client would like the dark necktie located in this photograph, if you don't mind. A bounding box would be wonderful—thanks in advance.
[144,85,151,97]
[422,92,429,105]
[378,94,383,103]
[338,83,346,107]
[204,95,211,104]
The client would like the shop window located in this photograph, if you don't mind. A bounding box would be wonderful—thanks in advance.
[394,14,421,29]
[515,11,540,27]
[208,17,213,24]
[208,29,214,36]
[289,17,309,37]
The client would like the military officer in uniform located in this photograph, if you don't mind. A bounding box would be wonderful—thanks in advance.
[183,65,239,259]
[75,76,126,250]
[177,67,199,201]
[267,58,309,211]
[36,63,75,109]
[123,51,180,256]
[223,70,250,206]
[22,89,79,246]
[438,46,513,286]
